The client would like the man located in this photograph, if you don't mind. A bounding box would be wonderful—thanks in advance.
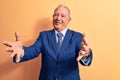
[3,4,92,80]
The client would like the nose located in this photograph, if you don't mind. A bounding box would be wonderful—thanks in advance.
[56,15,61,20]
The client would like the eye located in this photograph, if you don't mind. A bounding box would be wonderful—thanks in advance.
[61,15,65,18]
[53,14,59,17]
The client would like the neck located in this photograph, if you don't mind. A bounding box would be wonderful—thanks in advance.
[55,27,67,32]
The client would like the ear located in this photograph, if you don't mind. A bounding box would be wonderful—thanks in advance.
[69,18,71,21]
[52,14,54,18]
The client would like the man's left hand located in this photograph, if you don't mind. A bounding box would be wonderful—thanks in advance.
[76,33,90,61]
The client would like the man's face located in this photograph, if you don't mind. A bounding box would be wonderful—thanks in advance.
[53,6,71,32]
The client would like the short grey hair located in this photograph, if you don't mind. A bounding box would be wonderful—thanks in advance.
[54,4,71,18]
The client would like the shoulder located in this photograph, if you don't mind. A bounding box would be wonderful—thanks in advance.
[38,29,53,36]
[68,29,82,38]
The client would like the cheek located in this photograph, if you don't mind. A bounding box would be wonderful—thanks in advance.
[63,19,69,24]
[53,19,56,24]
[53,17,56,20]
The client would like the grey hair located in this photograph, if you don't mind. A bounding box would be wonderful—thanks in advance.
[54,4,71,18]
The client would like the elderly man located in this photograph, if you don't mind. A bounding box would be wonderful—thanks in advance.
[3,4,92,80]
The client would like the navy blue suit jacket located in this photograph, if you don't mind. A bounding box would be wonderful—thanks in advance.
[16,29,92,80]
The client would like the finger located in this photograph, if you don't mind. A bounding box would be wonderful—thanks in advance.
[79,50,87,55]
[15,32,21,41]
[82,33,89,46]
[83,38,89,46]
[16,54,21,63]
[81,44,89,51]
[3,41,12,47]
[10,52,16,57]
[76,55,83,61]
[81,46,90,56]
[5,47,14,52]
[82,32,86,39]
[76,50,86,61]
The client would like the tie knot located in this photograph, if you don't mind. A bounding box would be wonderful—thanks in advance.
[57,32,63,38]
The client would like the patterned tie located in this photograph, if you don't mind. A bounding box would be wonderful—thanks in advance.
[57,32,63,53]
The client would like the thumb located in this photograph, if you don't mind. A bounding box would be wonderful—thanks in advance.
[82,32,89,46]
[82,32,86,39]
[15,32,21,41]
[76,55,83,61]
[16,54,21,63]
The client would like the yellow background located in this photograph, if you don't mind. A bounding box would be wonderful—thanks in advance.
[0,0,120,80]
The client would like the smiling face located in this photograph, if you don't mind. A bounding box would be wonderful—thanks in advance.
[53,5,71,32]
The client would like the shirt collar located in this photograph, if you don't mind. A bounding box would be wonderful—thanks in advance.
[54,28,68,37]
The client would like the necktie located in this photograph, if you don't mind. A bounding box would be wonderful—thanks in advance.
[57,32,63,53]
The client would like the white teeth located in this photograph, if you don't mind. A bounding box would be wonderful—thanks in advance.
[56,22,60,24]
[57,22,60,23]
[54,20,62,24]
[56,21,61,23]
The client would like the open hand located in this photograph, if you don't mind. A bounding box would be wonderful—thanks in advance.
[3,32,24,63]
[76,33,90,61]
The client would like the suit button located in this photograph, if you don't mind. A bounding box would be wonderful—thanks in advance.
[58,62,61,64]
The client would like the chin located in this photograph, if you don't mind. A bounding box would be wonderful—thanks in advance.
[54,25,62,29]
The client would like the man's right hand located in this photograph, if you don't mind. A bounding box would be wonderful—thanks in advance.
[3,32,24,63]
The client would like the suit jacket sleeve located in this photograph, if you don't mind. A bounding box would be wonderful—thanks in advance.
[13,32,43,63]
[80,49,92,66]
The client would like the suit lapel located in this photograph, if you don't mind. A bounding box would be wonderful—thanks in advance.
[48,29,58,58]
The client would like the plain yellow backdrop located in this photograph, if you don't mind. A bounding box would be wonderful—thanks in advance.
[0,0,120,80]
